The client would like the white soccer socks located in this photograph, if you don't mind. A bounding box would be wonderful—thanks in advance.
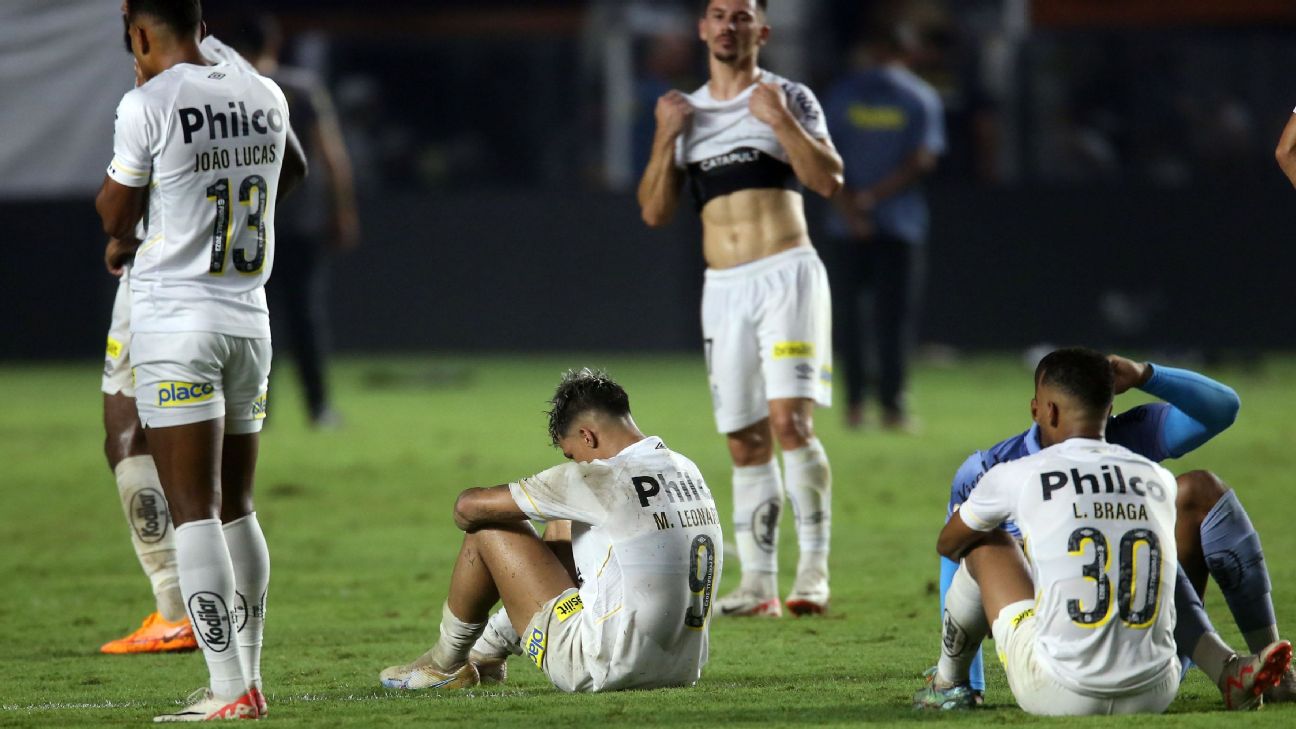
[224,513,270,691]
[428,602,488,672]
[114,455,184,621]
[731,460,784,596]
[472,609,522,660]
[938,565,989,687]
[784,439,831,580]
[175,519,246,699]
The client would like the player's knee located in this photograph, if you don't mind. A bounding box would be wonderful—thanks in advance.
[768,409,811,449]
[727,423,773,466]
[1176,470,1227,520]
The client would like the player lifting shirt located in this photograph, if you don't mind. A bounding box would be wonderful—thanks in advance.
[95,0,304,720]
[378,370,722,693]
[637,0,843,618]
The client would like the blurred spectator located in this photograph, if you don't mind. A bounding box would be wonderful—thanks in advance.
[229,15,359,427]
[822,18,944,431]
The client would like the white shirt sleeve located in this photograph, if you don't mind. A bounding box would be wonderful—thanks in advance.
[784,82,831,142]
[958,463,1015,531]
[509,461,612,525]
[106,90,153,188]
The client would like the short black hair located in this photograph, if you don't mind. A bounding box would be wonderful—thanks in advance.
[128,0,202,38]
[699,0,768,16]
[547,368,631,446]
[1034,347,1114,416]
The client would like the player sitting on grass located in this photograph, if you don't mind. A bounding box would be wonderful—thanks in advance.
[926,348,1292,716]
[379,369,723,692]
[917,351,1293,711]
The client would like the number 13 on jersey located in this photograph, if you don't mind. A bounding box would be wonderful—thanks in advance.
[207,174,268,274]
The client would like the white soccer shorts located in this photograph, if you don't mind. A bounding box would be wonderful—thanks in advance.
[701,246,832,434]
[992,601,1178,716]
[523,588,594,693]
[131,331,271,434]
[102,278,135,397]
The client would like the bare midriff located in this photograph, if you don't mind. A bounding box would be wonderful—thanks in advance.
[700,188,811,270]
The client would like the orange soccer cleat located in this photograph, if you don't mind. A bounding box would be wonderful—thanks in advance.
[100,612,198,655]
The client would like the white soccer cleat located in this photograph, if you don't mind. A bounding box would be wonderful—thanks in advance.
[1219,640,1293,710]
[153,687,260,722]
[785,568,829,617]
[379,659,480,691]
[716,587,782,618]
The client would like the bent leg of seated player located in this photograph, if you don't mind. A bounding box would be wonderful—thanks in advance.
[917,530,1024,710]
[101,392,193,654]
[936,531,1179,716]
[1175,470,1294,701]
[380,520,577,690]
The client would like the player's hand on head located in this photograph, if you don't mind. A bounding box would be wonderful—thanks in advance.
[654,91,693,139]
[749,82,791,129]
[1108,354,1150,395]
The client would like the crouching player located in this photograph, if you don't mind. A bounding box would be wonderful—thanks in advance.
[379,369,723,692]
[931,348,1291,716]
[921,352,1294,709]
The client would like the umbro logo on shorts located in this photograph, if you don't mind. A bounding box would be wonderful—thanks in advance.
[158,381,215,407]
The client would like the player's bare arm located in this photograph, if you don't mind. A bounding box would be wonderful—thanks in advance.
[95,177,147,241]
[637,91,691,227]
[1275,111,1296,188]
[749,82,842,199]
[311,98,360,250]
[104,236,141,275]
[453,485,530,532]
[935,511,987,561]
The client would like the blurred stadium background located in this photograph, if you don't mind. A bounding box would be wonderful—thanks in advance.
[3,0,1295,360]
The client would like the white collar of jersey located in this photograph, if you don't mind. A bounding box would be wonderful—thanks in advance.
[693,69,769,109]
[618,436,664,457]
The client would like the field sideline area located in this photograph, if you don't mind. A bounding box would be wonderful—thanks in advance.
[2,354,1294,727]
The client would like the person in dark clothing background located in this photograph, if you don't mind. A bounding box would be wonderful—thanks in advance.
[822,21,944,431]
[230,15,359,428]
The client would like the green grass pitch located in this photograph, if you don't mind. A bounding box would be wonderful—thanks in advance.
[1,354,1294,727]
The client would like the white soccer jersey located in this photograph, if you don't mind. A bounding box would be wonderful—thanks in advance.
[674,68,830,167]
[509,436,723,691]
[106,53,289,338]
[959,438,1178,697]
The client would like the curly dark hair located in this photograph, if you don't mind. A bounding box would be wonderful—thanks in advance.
[547,368,631,446]
[1034,347,1114,417]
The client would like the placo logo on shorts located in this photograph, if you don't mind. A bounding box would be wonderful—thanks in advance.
[554,593,584,622]
[187,592,231,652]
[526,627,546,668]
[105,336,123,359]
[130,488,169,543]
[158,382,215,407]
[773,341,814,359]
[251,393,268,420]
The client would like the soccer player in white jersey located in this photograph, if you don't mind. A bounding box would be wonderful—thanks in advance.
[379,369,722,693]
[98,1,296,658]
[637,0,843,618]
[928,348,1292,715]
[95,0,304,720]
